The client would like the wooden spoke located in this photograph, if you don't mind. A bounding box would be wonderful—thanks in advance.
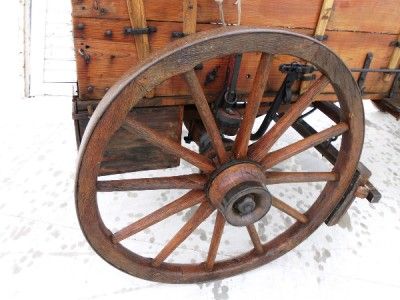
[233,53,273,159]
[249,75,330,161]
[205,211,226,271]
[152,202,214,267]
[265,171,339,185]
[246,224,264,254]
[112,190,206,243]
[97,174,207,192]
[261,123,348,170]
[184,70,229,164]
[123,115,214,173]
[272,197,308,224]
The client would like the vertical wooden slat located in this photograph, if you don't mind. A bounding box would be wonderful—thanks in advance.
[300,0,334,94]
[183,0,197,35]
[314,0,335,40]
[126,0,154,97]
[383,33,400,82]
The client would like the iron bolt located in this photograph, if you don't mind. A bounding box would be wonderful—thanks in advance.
[104,30,113,38]
[77,23,85,30]
[234,195,256,215]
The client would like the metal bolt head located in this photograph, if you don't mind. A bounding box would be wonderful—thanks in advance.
[234,195,256,216]
[104,30,113,38]
[77,23,85,30]
[87,85,94,93]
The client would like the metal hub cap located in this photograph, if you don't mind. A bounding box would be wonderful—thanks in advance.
[207,162,272,226]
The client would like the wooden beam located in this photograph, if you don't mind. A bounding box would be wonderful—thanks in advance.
[383,33,400,82]
[300,0,334,94]
[183,0,197,35]
[126,0,154,97]
[314,0,335,41]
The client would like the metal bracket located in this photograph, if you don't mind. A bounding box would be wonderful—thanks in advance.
[314,34,328,42]
[390,40,400,48]
[357,52,373,95]
[123,26,157,36]
[78,48,91,64]
[171,31,187,38]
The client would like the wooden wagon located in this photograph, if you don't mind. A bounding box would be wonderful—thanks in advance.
[72,0,397,283]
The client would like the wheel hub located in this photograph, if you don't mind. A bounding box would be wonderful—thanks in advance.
[207,161,272,226]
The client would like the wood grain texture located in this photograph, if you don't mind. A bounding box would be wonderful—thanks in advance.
[152,202,214,267]
[126,0,150,61]
[383,33,400,82]
[272,197,308,224]
[97,174,207,191]
[113,190,206,242]
[233,53,273,159]
[261,123,349,170]
[123,115,215,173]
[72,0,400,35]
[205,211,225,271]
[265,172,339,185]
[246,224,264,254]
[184,70,229,163]
[99,106,182,175]
[72,18,397,101]
[126,0,154,97]
[314,0,334,38]
[183,0,198,35]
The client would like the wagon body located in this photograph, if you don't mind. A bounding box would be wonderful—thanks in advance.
[71,0,400,174]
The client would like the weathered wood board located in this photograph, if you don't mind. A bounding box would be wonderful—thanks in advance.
[73,18,397,101]
[72,0,400,34]
[74,103,183,175]
[71,0,400,174]
[101,106,183,175]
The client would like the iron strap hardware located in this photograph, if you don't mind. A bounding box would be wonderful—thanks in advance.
[314,34,328,41]
[78,48,91,64]
[390,40,400,48]
[171,32,187,38]
[250,63,316,140]
[123,26,157,35]
[357,52,373,95]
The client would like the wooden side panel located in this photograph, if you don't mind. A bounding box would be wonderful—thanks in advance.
[73,18,397,100]
[100,106,183,175]
[72,0,400,34]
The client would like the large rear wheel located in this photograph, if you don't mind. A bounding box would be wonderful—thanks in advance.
[75,27,364,283]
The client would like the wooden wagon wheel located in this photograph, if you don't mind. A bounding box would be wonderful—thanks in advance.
[75,27,364,283]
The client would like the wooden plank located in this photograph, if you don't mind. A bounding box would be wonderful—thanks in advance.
[314,0,334,40]
[183,0,197,35]
[98,106,183,175]
[300,0,334,94]
[72,0,400,35]
[383,33,400,82]
[126,0,154,97]
[126,0,150,61]
[72,18,398,101]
